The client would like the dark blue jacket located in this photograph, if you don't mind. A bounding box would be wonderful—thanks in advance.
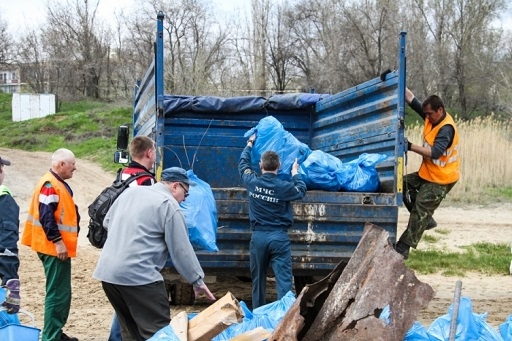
[0,188,20,282]
[238,146,307,229]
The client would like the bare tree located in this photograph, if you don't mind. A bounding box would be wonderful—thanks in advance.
[0,13,12,65]
[128,0,229,95]
[448,0,507,119]
[108,10,157,99]
[15,29,48,94]
[43,0,110,99]
[0,13,13,66]
[266,2,300,93]
[411,0,507,118]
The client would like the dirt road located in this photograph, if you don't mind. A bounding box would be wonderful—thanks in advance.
[1,147,511,340]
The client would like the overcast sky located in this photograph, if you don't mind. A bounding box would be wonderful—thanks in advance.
[1,0,250,33]
[2,0,512,34]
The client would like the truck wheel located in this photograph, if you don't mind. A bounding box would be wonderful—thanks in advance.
[170,282,195,306]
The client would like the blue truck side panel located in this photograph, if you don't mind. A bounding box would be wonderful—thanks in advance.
[133,14,406,277]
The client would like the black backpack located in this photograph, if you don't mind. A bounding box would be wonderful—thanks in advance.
[86,168,153,248]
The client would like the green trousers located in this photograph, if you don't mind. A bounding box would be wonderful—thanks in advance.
[38,253,72,341]
[400,172,456,248]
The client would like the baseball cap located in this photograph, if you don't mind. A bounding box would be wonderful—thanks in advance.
[0,156,11,166]
[161,167,196,186]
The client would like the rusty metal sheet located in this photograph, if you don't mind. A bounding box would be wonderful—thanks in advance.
[271,222,434,341]
[271,261,346,340]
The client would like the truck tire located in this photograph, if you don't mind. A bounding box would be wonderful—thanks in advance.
[169,282,195,306]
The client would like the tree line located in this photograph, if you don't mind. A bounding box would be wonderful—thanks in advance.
[1,0,511,119]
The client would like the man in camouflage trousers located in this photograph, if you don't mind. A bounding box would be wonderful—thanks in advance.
[395,88,460,259]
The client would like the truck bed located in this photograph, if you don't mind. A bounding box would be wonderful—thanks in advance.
[133,13,407,281]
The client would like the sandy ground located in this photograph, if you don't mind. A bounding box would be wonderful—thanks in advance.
[1,147,511,340]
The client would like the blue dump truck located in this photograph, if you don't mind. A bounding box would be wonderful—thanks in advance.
[117,12,407,304]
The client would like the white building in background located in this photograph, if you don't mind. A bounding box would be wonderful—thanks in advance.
[0,67,23,93]
[12,93,56,122]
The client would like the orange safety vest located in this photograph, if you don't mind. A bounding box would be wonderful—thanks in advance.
[418,113,460,185]
[21,172,79,257]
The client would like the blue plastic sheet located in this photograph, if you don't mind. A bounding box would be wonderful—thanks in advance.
[266,93,330,110]
[244,116,311,180]
[163,93,330,115]
[180,170,219,252]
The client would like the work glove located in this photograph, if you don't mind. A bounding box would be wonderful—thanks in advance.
[380,68,392,81]
[1,279,20,314]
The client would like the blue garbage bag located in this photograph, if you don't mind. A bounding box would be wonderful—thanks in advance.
[404,321,431,341]
[0,288,20,327]
[252,291,296,323]
[299,150,344,191]
[338,153,388,192]
[499,315,512,341]
[427,297,503,341]
[180,170,218,252]
[379,305,391,325]
[244,116,311,181]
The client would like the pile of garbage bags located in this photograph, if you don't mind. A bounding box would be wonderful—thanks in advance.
[245,116,388,192]
[149,292,511,341]
[403,297,511,341]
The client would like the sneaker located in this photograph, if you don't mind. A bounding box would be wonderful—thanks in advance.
[60,332,79,341]
[394,241,410,260]
[425,217,437,230]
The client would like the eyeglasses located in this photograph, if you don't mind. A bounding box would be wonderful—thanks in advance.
[178,183,189,197]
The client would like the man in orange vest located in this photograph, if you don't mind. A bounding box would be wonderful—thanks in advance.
[395,88,460,259]
[21,148,80,341]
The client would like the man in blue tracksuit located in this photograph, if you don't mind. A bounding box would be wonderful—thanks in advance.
[238,133,307,308]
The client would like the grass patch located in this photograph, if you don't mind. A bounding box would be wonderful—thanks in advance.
[422,234,440,243]
[0,94,131,172]
[407,242,510,276]
[433,228,450,235]
[485,186,512,200]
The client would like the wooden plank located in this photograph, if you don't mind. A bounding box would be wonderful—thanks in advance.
[170,311,188,341]
[188,292,244,341]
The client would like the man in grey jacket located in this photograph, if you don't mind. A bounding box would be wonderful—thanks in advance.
[93,167,215,341]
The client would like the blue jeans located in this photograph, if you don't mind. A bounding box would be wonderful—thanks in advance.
[250,230,292,309]
[108,313,122,341]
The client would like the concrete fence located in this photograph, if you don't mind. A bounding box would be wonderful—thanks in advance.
[12,93,56,122]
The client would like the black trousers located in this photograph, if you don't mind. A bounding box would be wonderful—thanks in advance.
[102,281,170,341]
